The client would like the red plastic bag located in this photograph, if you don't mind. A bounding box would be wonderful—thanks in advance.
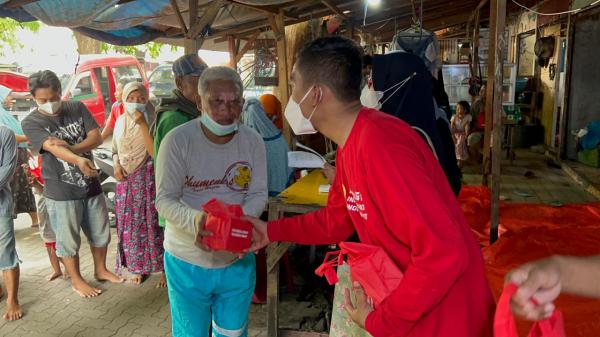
[495,283,566,337]
[315,242,404,307]
[201,199,252,253]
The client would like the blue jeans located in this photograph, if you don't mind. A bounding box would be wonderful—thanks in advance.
[45,194,111,258]
[165,252,256,337]
[0,216,18,270]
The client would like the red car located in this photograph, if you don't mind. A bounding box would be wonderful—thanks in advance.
[62,55,149,127]
[0,71,29,92]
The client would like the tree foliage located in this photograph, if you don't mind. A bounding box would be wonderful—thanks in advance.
[0,18,40,56]
[0,17,176,59]
[100,42,177,59]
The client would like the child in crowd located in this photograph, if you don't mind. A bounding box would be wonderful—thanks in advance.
[450,100,472,168]
[25,159,65,281]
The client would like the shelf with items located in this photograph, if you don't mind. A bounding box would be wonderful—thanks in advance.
[442,63,517,106]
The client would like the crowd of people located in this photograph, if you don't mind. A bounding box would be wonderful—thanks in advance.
[0,36,598,337]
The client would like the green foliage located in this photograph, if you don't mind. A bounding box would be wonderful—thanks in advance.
[100,42,179,59]
[0,18,41,56]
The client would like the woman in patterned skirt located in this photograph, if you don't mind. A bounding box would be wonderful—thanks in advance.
[112,82,164,287]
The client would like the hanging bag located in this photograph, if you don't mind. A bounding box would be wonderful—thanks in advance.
[315,242,404,307]
[495,283,567,337]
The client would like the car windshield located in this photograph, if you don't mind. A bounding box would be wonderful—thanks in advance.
[149,67,174,84]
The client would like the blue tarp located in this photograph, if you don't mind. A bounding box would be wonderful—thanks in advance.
[0,0,186,45]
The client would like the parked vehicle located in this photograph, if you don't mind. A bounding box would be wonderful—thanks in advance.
[0,71,35,120]
[62,55,149,127]
[148,63,175,102]
[93,145,116,227]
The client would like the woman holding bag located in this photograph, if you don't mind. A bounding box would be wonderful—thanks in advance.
[112,82,165,287]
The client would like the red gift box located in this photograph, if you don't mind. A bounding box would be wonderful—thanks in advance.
[201,199,253,253]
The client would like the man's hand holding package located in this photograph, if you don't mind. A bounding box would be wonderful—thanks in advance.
[194,212,213,252]
[244,216,270,252]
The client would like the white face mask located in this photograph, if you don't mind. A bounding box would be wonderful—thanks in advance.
[360,83,384,110]
[284,86,320,135]
[124,102,146,115]
[199,112,239,136]
[37,100,61,115]
[360,72,417,110]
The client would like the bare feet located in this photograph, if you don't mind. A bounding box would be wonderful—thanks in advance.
[3,301,23,321]
[156,272,167,288]
[71,279,102,298]
[0,286,3,300]
[94,270,125,284]
[46,270,63,281]
[128,274,147,285]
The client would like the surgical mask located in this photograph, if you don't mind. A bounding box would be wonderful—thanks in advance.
[37,100,61,115]
[360,72,417,110]
[284,86,320,135]
[200,112,239,136]
[124,102,146,115]
[360,83,384,110]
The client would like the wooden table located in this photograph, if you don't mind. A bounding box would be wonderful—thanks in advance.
[266,170,328,337]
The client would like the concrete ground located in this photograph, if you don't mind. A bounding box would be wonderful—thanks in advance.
[462,150,597,204]
[0,218,269,337]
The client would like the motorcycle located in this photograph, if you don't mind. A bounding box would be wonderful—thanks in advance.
[92,146,117,227]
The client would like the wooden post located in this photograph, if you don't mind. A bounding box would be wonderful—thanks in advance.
[271,10,292,146]
[267,204,283,337]
[228,35,238,68]
[184,0,199,54]
[558,15,573,159]
[489,0,507,244]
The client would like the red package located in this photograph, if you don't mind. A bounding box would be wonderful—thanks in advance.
[495,283,566,337]
[201,199,252,253]
[315,241,404,307]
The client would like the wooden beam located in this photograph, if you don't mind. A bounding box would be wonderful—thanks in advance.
[234,31,260,64]
[188,0,224,40]
[228,35,238,68]
[3,0,38,8]
[268,14,281,39]
[170,0,188,36]
[273,10,292,146]
[228,0,299,19]
[321,0,348,18]
[184,0,199,54]
[489,0,507,245]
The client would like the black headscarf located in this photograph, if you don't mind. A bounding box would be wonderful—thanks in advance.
[372,52,461,195]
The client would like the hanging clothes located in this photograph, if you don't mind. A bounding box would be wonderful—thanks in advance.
[242,98,293,196]
[372,52,462,196]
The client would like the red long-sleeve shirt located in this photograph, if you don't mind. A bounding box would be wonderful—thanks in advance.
[269,108,495,337]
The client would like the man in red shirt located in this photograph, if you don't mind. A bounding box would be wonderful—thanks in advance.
[101,80,126,140]
[247,37,495,337]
